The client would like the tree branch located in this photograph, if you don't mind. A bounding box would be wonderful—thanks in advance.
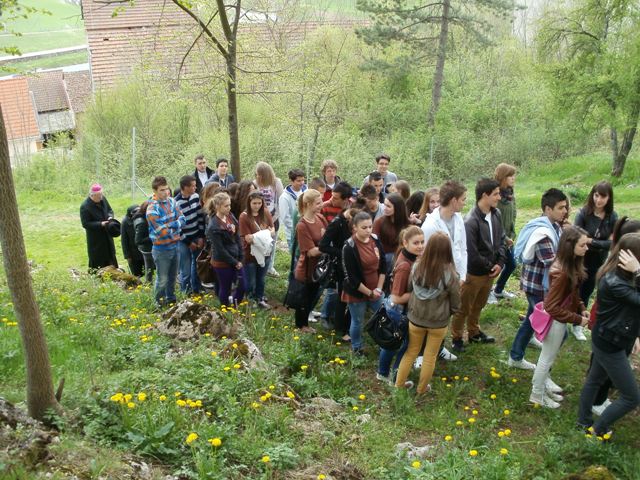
[171,0,228,58]
[177,12,218,84]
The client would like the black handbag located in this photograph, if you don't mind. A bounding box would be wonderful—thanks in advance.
[196,245,217,285]
[283,278,307,310]
[364,304,407,350]
[312,253,338,286]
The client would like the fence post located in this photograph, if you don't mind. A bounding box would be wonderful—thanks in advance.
[131,127,136,200]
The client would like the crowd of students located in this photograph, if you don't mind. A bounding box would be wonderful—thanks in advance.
[80,154,640,440]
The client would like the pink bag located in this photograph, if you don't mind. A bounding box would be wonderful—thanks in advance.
[530,295,573,341]
[530,302,552,341]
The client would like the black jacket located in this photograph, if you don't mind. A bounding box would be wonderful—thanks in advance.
[574,208,618,269]
[341,235,386,299]
[121,206,143,261]
[206,214,243,266]
[133,214,152,253]
[194,167,214,194]
[319,214,351,280]
[593,271,640,353]
[465,206,507,276]
[80,196,118,270]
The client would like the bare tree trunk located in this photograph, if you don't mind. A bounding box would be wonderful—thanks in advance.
[0,106,60,421]
[609,126,618,168]
[226,54,241,180]
[427,0,450,130]
[611,76,640,177]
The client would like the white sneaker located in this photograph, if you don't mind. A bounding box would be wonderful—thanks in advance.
[545,378,563,394]
[308,312,319,323]
[267,268,280,278]
[529,336,543,349]
[508,357,536,370]
[376,372,390,382]
[438,347,457,361]
[529,393,560,409]
[487,292,498,305]
[592,398,612,416]
[546,391,564,402]
[413,356,423,369]
[571,325,587,341]
[495,290,517,299]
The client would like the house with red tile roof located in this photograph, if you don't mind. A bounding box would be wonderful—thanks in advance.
[0,76,42,165]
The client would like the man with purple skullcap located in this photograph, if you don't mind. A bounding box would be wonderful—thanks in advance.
[80,183,119,270]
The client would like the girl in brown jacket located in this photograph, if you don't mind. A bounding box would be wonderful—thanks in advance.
[395,232,461,394]
[530,225,589,408]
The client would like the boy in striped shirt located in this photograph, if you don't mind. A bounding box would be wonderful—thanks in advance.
[147,176,186,306]
[175,175,206,294]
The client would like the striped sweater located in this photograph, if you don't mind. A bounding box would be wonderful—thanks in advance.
[146,195,185,250]
[175,192,205,244]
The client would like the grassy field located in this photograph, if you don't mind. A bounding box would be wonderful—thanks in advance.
[0,0,85,54]
[1,152,639,479]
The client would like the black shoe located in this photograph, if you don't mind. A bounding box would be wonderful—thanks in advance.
[469,331,495,344]
[452,339,465,352]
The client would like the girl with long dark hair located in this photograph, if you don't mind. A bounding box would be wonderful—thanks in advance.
[529,226,589,408]
[578,233,640,438]
[239,192,275,308]
[395,232,460,394]
[491,163,518,302]
[373,193,410,272]
[573,181,618,341]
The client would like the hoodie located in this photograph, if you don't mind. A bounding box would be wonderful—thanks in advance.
[407,266,461,329]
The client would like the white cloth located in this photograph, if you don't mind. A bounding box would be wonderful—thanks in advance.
[485,212,493,245]
[250,229,274,267]
[421,207,468,281]
[278,189,304,247]
[522,226,556,263]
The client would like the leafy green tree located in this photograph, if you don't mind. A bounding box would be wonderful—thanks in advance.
[356,0,515,129]
[538,0,640,177]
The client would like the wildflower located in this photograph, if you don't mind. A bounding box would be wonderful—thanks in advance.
[283,325,289,329]
[174,392,182,397]
[446,384,452,388]
[185,433,198,445]
[500,448,509,455]
[260,395,268,402]
[358,394,366,401]
[232,343,238,349]
[208,437,222,447]
[503,409,510,416]
[300,365,308,371]
[444,435,453,442]
[318,475,326,480]
[127,402,136,409]
[454,375,460,380]
[504,429,511,436]
[223,366,231,371]
[261,455,270,463]
[221,336,227,339]
[456,420,464,426]
[195,400,203,407]
[206,411,212,416]
[469,450,478,457]
[317,334,323,339]
[233,363,241,369]
[441,377,447,381]
[498,431,505,438]
[176,399,187,407]
[293,336,300,341]
[511,378,518,383]
[472,409,478,415]
[251,402,261,409]
[463,376,469,381]
[211,351,218,357]
[603,433,611,440]
[110,393,123,403]
[464,406,470,411]
[269,385,275,390]
[411,460,421,468]
[123,394,132,402]
[286,391,295,399]
[468,417,476,424]
[336,342,342,346]
[352,406,359,411]
[137,392,147,402]
[490,394,497,400]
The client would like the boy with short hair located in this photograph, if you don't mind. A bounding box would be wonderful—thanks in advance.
[193,154,212,194]
[146,176,186,306]
[363,153,398,196]
[209,157,236,188]
[279,169,307,251]
[175,175,206,294]
[359,184,385,221]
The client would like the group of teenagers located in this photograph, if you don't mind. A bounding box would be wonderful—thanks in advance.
[80,153,640,440]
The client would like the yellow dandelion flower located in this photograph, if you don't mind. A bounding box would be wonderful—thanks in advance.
[472,409,478,415]
[498,431,505,438]
[195,400,203,407]
[137,392,147,402]
[223,366,231,371]
[110,393,123,402]
[317,475,326,480]
[233,363,241,369]
[174,392,182,397]
[468,418,476,424]
[176,399,187,407]
[300,365,308,371]
[127,402,136,409]
[411,460,421,469]
[208,437,222,447]
[286,391,295,399]
[456,420,463,426]
[336,342,342,346]
[500,448,508,455]
[504,429,511,436]
[454,375,460,380]
[358,394,366,401]
[603,433,611,440]
[463,376,469,381]
[490,394,497,400]
[352,406,359,411]
[251,402,261,409]
[511,378,518,383]
[464,406,470,411]
[293,336,300,341]
[123,394,132,402]
[503,409,510,416]
[269,385,275,390]
[185,433,198,445]
[469,449,478,457]
[260,395,268,402]
[206,411,212,416]
[232,343,238,349]
[444,435,453,442]
[211,351,218,357]
[261,455,270,463]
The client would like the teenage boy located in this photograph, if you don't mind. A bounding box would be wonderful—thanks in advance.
[420,180,468,361]
[147,176,186,306]
[209,157,236,188]
[321,159,342,201]
[363,153,398,196]
[507,188,568,371]
[279,169,307,251]
[175,175,206,294]
[193,154,213,194]
[360,184,385,221]
[450,178,506,352]
[321,181,353,223]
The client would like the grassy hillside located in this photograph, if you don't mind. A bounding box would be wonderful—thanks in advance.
[1,153,639,479]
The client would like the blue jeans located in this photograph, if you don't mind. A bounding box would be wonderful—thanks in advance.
[178,242,202,294]
[378,298,408,376]
[348,297,383,351]
[152,246,179,306]
[244,261,268,301]
[320,287,338,320]
[494,246,515,294]
[509,292,543,361]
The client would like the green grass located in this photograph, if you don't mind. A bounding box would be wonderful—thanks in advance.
[0,0,85,54]
[1,152,640,479]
